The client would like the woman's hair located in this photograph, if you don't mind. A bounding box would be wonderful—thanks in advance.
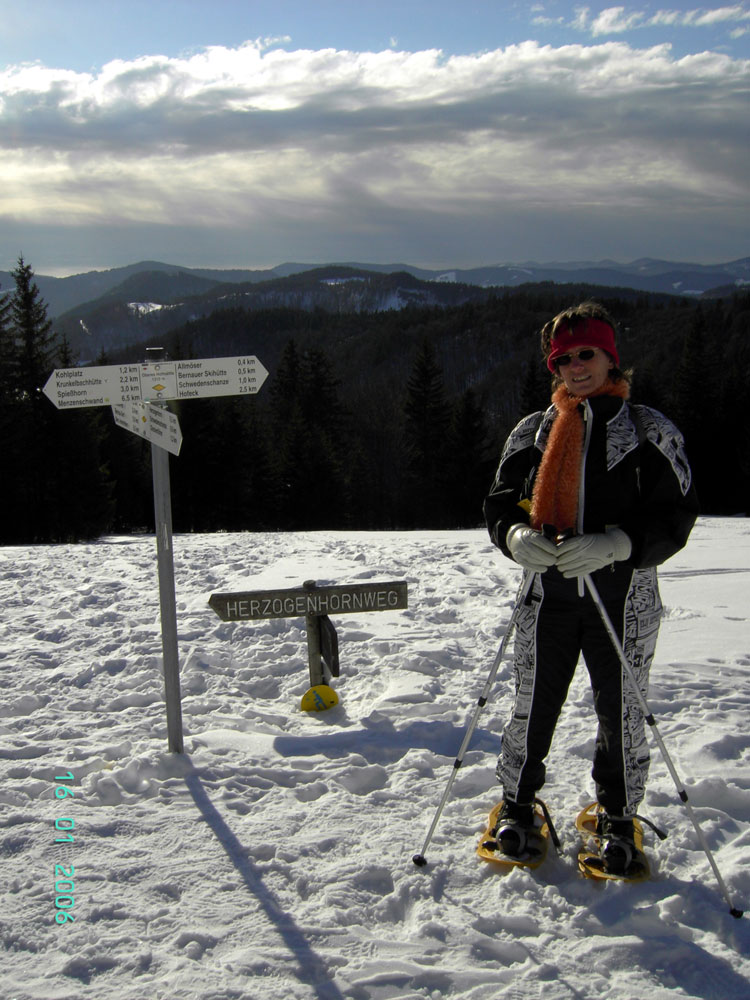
[541,300,631,386]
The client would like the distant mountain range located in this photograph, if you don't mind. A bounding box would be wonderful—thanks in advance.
[2,256,748,316]
[1,256,747,363]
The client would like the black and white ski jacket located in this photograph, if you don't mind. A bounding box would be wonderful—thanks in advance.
[484,395,699,569]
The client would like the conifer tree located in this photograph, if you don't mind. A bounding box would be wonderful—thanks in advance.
[0,282,13,364]
[447,388,496,526]
[519,350,551,418]
[2,259,114,541]
[0,284,15,531]
[264,341,352,528]
[238,398,277,529]
[0,281,13,408]
[171,395,277,532]
[299,347,346,431]
[269,339,301,429]
[11,257,58,399]
[403,338,452,526]
[670,308,717,507]
[718,295,750,512]
[53,337,115,539]
[299,347,350,526]
[2,258,61,540]
[671,300,750,511]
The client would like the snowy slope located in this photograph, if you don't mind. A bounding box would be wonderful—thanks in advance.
[2,519,749,999]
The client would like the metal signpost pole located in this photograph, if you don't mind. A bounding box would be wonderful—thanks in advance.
[146,349,183,753]
[151,432,184,753]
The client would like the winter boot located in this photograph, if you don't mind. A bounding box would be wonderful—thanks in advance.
[491,799,536,858]
[596,812,636,875]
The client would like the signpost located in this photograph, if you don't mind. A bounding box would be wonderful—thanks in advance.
[209,580,408,710]
[42,355,268,409]
[43,350,269,751]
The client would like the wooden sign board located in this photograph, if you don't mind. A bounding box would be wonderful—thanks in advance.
[208,581,408,622]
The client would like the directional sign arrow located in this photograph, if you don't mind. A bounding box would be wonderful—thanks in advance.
[43,356,269,409]
[42,364,129,409]
[139,356,268,401]
[112,401,183,456]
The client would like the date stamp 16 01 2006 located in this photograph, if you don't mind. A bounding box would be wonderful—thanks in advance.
[52,770,77,925]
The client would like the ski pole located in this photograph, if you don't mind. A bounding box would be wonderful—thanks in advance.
[412,570,535,868]
[583,572,743,919]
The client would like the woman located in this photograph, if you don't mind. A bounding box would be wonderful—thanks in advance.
[483,301,699,873]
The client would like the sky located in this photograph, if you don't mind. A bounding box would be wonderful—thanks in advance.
[0,1,748,275]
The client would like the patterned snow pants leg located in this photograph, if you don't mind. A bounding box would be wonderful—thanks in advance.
[496,566,662,814]
[496,571,582,803]
[586,566,662,814]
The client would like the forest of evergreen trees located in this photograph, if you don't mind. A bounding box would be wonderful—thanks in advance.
[1,257,748,544]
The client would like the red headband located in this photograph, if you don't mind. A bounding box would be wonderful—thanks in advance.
[547,318,619,373]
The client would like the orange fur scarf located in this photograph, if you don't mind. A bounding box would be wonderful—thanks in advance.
[529,381,630,533]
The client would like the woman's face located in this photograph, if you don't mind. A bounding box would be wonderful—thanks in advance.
[556,346,614,397]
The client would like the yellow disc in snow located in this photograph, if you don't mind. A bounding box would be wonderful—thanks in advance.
[300,684,339,712]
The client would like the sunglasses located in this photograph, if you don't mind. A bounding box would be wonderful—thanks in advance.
[553,348,598,368]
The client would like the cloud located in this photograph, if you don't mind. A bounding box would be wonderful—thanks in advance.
[589,7,646,35]
[1,38,748,266]
[574,4,750,35]
[2,40,746,153]
[532,14,565,26]
[682,5,750,26]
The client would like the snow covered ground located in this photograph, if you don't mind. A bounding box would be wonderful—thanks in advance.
[2,517,749,999]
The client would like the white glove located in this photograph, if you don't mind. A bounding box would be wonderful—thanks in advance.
[556,529,632,578]
[506,525,559,573]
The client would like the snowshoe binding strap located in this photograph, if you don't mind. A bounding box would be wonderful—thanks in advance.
[633,813,668,841]
[534,796,561,850]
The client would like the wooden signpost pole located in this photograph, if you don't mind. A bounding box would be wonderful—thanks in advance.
[303,581,325,690]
